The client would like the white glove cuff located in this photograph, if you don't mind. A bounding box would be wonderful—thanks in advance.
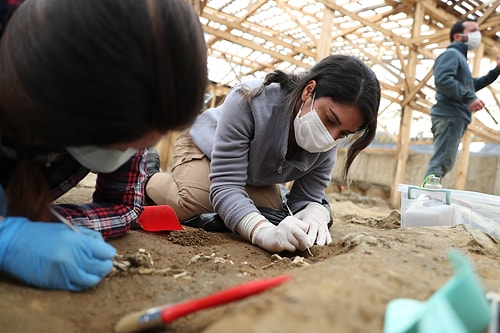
[305,202,330,220]
[235,212,267,241]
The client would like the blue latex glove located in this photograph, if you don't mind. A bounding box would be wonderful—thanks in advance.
[0,217,116,291]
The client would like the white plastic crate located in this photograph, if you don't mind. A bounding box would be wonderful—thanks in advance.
[398,184,500,238]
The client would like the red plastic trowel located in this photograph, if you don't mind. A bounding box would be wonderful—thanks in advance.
[136,205,184,231]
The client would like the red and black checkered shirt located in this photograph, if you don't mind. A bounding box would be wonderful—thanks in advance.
[49,150,148,240]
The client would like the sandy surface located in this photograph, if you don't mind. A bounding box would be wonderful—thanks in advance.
[0,176,499,333]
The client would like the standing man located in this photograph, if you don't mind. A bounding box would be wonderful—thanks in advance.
[423,19,500,184]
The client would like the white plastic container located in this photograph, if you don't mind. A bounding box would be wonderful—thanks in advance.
[399,185,458,227]
[403,195,459,227]
[398,184,500,238]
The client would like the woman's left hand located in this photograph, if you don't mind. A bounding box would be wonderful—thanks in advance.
[294,202,332,246]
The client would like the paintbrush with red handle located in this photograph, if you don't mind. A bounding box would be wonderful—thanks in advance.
[114,274,292,333]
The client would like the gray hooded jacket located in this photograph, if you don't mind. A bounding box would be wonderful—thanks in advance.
[189,80,337,231]
[431,41,500,123]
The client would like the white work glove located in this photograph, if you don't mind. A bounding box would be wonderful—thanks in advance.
[294,202,332,246]
[235,212,310,253]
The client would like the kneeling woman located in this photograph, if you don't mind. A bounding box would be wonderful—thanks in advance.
[147,55,381,253]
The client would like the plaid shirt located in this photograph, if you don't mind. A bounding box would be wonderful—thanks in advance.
[49,150,148,240]
[0,149,148,240]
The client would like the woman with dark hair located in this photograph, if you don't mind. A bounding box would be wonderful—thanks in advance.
[0,0,207,291]
[146,55,380,253]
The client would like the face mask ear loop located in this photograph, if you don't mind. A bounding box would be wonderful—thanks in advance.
[310,92,316,112]
[297,101,305,118]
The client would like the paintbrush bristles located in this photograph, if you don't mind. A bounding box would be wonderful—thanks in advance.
[114,308,164,333]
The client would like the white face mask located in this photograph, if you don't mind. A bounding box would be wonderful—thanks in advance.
[293,94,338,153]
[66,145,138,173]
[465,31,481,50]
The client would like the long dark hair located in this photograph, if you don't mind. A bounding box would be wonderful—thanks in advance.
[244,55,380,183]
[0,0,208,220]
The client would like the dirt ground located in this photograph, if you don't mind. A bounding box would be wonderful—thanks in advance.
[0,175,499,333]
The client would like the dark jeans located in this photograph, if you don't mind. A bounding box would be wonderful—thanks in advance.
[425,116,468,179]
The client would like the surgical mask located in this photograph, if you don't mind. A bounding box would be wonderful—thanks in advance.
[465,31,481,50]
[293,94,337,153]
[66,145,138,173]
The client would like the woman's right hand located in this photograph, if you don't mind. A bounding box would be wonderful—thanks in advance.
[0,217,116,291]
[251,216,310,253]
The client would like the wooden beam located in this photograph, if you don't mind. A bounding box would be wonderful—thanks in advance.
[389,0,424,208]
[316,7,334,60]
[455,42,485,189]
[236,0,267,23]
[275,0,318,43]
[320,0,438,61]
[401,69,434,107]
[203,25,309,68]
[202,9,316,58]
[472,0,499,23]
[456,130,473,189]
